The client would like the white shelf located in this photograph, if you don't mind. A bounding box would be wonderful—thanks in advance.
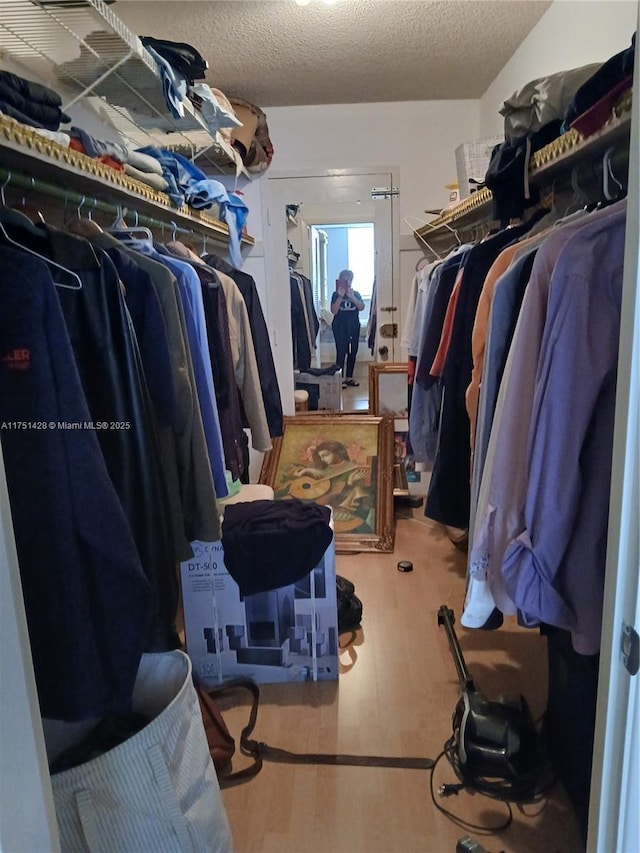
[0,0,241,174]
[415,91,633,256]
[0,115,255,248]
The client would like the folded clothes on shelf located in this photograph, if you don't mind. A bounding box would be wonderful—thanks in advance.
[0,71,70,131]
[70,126,128,162]
[123,163,170,192]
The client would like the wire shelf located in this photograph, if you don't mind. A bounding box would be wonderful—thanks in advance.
[0,0,243,173]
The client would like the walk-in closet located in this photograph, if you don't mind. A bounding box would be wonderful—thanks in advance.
[1,3,638,852]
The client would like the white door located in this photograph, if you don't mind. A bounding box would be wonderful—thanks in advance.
[588,13,640,848]
[263,170,398,396]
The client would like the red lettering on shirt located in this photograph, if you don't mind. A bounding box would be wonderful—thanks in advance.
[2,349,31,371]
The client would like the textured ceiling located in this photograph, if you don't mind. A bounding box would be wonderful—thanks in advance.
[115,0,552,107]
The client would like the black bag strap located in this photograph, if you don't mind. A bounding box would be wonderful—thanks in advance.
[207,678,434,776]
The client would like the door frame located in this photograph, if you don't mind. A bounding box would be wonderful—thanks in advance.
[262,166,400,415]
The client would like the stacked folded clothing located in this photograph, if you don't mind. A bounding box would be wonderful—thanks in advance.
[0,71,71,131]
[68,126,169,192]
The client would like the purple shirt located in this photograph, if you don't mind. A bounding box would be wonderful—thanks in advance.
[502,209,626,654]
[469,201,626,618]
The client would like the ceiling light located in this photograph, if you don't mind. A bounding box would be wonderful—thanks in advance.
[294,0,312,5]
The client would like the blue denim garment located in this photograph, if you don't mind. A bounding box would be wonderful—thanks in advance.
[184,181,248,268]
[135,148,249,266]
[144,44,188,120]
[136,147,209,207]
[169,150,208,182]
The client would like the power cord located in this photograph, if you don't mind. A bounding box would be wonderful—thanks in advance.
[428,734,556,835]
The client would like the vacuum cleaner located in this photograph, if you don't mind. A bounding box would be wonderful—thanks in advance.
[437,605,550,801]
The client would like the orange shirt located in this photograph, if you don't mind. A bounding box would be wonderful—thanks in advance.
[465,231,549,452]
[430,268,463,378]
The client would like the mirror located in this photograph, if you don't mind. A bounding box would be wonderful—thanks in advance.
[287,200,376,413]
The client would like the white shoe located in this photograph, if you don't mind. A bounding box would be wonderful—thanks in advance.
[461,577,503,630]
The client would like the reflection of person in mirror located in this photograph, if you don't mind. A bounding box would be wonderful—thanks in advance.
[331,269,365,389]
[279,440,376,533]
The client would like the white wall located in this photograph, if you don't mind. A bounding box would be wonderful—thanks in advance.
[479,0,638,137]
[260,100,481,370]
[266,100,481,236]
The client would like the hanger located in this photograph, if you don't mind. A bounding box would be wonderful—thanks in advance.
[0,172,43,234]
[563,164,590,216]
[411,226,442,261]
[441,220,462,248]
[67,194,103,238]
[415,256,431,273]
[602,146,624,202]
[12,176,45,224]
[0,172,82,290]
[107,206,153,247]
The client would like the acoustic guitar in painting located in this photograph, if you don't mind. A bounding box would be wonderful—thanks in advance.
[284,460,374,533]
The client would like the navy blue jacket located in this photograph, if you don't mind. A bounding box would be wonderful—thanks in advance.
[0,248,151,721]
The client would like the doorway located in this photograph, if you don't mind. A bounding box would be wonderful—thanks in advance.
[264,169,398,415]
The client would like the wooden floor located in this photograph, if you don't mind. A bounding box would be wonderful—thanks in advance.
[219,507,584,853]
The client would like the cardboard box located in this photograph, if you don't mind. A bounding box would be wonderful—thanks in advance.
[180,535,339,686]
[296,370,342,411]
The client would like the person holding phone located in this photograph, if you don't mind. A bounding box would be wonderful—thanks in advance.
[330,269,365,387]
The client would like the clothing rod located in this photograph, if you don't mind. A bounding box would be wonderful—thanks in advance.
[0,166,209,238]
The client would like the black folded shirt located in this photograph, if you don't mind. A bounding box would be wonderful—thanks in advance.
[221,498,332,596]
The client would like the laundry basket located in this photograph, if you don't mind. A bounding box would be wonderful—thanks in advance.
[51,651,233,852]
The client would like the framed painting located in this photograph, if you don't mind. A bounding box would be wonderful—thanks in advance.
[368,363,409,418]
[259,413,396,553]
[369,364,411,496]
[392,429,410,496]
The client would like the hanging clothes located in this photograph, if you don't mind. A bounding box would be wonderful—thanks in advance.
[204,253,283,438]
[0,246,151,721]
[290,271,313,371]
[424,214,545,529]
[100,244,192,561]
[87,231,222,546]
[194,265,245,481]
[367,277,377,355]
[168,242,272,454]
[117,238,228,500]
[1,221,180,651]
[214,267,272,453]
[469,201,626,620]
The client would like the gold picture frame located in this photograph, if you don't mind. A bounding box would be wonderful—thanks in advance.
[368,362,409,418]
[369,363,410,496]
[259,413,396,552]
